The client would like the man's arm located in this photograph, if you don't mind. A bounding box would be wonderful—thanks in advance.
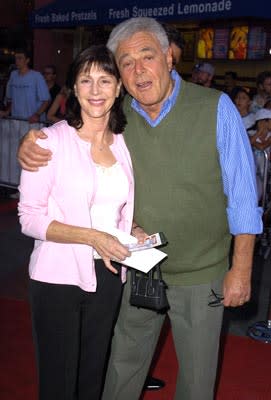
[223,234,255,307]
[17,129,52,171]
[217,94,263,308]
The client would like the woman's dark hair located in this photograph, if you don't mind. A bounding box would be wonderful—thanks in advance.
[66,44,126,133]
[232,86,253,102]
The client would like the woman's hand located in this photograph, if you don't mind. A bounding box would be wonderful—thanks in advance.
[90,230,131,274]
[131,224,148,243]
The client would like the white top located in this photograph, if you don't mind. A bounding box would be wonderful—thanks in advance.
[90,161,129,258]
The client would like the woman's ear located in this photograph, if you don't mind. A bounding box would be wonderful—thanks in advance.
[74,84,78,97]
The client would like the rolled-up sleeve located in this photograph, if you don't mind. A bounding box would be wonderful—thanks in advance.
[216,93,263,235]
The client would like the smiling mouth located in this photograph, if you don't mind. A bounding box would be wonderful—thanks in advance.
[136,81,152,90]
[88,99,105,105]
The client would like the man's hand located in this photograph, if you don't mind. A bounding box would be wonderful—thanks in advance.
[28,113,40,124]
[222,234,255,307]
[17,129,52,171]
[0,110,10,118]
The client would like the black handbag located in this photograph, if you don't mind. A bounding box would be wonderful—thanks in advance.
[129,264,169,313]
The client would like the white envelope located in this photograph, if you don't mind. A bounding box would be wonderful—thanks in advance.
[108,228,167,273]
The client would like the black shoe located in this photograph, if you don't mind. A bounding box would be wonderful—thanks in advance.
[143,375,165,391]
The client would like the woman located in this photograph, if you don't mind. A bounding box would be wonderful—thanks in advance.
[18,45,134,400]
[47,84,69,123]
[232,87,255,132]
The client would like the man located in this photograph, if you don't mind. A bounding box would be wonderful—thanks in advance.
[162,23,185,68]
[192,61,216,88]
[43,64,61,109]
[223,71,240,99]
[18,18,262,400]
[0,49,50,123]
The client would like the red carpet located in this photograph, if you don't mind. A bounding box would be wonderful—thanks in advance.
[1,298,271,400]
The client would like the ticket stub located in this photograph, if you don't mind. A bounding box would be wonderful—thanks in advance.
[125,232,167,252]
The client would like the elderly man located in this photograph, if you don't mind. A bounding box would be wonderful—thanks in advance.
[18,18,262,400]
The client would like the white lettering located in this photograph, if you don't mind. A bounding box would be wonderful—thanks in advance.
[70,11,97,21]
[51,13,70,23]
[177,0,232,16]
[35,14,50,24]
[132,4,174,18]
[108,8,130,19]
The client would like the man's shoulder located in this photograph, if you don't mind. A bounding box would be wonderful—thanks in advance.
[181,80,222,105]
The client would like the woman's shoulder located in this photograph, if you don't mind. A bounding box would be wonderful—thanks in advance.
[39,121,74,149]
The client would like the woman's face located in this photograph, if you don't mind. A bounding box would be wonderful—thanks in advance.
[234,91,251,114]
[74,64,121,122]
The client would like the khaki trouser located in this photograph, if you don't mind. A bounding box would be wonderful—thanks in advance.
[102,271,224,400]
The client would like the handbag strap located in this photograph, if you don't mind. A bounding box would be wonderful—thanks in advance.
[131,263,162,282]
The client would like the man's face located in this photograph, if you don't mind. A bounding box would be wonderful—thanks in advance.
[115,31,173,119]
[197,70,211,87]
[15,53,29,71]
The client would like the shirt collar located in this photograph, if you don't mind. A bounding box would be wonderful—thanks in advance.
[131,70,181,127]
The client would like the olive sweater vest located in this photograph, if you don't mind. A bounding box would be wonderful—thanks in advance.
[124,80,231,285]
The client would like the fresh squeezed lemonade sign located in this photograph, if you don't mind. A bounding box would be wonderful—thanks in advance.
[34,1,233,26]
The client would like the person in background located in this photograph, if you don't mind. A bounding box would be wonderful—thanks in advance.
[232,87,255,132]
[248,108,271,201]
[223,71,241,99]
[0,49,50,123]
[18,44,133,400]
[47,85,69,123]
[189,63,200,83]
[17,17,262,400]
[162,23,185,68]
[251,71,271,113]
[192,62,216,88]
[43,64,61,107]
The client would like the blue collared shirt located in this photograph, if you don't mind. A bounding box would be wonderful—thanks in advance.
[131,71,263,235]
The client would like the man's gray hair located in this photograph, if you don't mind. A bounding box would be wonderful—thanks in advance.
[107,17,169,55]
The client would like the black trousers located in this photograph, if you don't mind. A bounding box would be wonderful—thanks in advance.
[29,260,123,400]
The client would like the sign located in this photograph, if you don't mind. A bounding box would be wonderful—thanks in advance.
[30,0,264,28]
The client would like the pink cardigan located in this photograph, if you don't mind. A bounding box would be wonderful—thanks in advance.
[18,121,134,292]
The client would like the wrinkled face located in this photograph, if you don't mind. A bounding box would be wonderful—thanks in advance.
[234,91,251,114]
[115,31,173,119]
[74,65,121,122]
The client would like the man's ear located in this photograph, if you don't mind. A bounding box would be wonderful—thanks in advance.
[116,80,122,98]
[166,47,173,72]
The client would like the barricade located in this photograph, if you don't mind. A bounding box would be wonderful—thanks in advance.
[0,118,46,188]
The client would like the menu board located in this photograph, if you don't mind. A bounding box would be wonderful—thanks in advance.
[248,27,267,59]
[228,26,248,60]
[197,28,214,59]
[213,28,229,59]
[182,31,196,61]
[195,25,268,60]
